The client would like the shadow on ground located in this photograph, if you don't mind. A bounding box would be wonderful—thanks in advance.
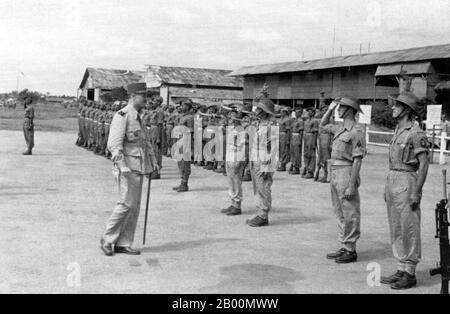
[199,263,304,294]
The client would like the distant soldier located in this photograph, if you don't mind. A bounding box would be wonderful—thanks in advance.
[101,83,159,257]
[76,97,86,146]
[246,97,278,227]
[289,108,304,175]
[277,107,293,171]
[316,105,333,182]
[302,107,319,178]
[172,100,195,192]
[22,97,35,155]
[320,98,366,264]
[380,92,429,290]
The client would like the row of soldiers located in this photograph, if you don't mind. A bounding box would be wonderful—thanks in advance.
[76,95,335,184]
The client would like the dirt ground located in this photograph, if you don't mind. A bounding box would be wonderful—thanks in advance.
[0,128,447,294]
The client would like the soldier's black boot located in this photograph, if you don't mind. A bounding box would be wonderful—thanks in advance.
[197,161,204,167]
[326,248,346,260]
[177,181,189,192]
[100,238,114,257]
[246,215,269,227]
[242,173,252,181]
[22,150,32,155]
[335,250,357,264]
[304,172,314,179]
[151,171,161,180]
[226,206,242,216]
[277,164,286,172]
[380,271,405,285]
[390,272,416,290]
[291,167,300,175]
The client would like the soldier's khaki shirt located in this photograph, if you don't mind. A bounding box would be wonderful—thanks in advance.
[107,104,157,175]
[389,121,428,172]
[322,120,366,162]
[304,118,319,134]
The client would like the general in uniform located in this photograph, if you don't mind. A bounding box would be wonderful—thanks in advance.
[302,107,319,178]
[101,83,158,256]
[380,92,429,290]
[320,98,366,264]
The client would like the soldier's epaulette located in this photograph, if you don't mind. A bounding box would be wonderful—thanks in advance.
[117,110,126,117]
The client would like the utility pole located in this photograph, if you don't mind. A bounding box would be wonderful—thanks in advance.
[332,25,336,57]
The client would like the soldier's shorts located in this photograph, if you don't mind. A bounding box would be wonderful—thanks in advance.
[226,161,245,208]
[250,162,274,216]
[385,170,421,274]
[330,165,361,252]
[104,170,144,247]
[178,160,191,182]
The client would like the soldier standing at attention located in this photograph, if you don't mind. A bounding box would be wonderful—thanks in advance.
[22,97,35,155]
[173,100,195,192]
[380,92,429,290]
[166,105,176,158]
[289,108,304,175]
[101,83,159,257]
[246,97,278,227]
[320,98,366,264]
[277,107,292,172]
[302,107,319,179]
[316,105,333,183]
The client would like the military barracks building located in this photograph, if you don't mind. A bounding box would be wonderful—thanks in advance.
[78,68,145,101]
[144,65,243,105]
[78,66,243,105]
[230,43,450,111]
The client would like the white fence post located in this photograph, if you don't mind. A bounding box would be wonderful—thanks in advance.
[440,132,447,165]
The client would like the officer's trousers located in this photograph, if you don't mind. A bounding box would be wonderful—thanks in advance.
[226,161,245,208]
[178,160,191,183]
[150,125,162,167]
[385,171,421,275]
[104,170,144,247]
[23,125,34,152]
[290,133,303,169]
[250,162,274,216]
[330,165,361,252]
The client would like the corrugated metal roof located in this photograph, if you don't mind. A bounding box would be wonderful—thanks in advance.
[230,43,450,76]
[169,86,243,100]
[145,65,243,88]
[375,62,433,76]
[79,68,145,89]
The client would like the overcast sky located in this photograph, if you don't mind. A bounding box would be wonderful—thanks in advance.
[1,0,449,95]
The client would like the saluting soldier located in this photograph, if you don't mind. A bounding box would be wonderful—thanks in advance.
[289,108,304,175]
[320,98,366,264]
[316,105,333,182]
[302,106,319,178]
[246,97,278,227]
[101,83,159,257]
[380,92,429,290]
[221,104,253,216]
[22,97,35,155]
[172,100,195,192]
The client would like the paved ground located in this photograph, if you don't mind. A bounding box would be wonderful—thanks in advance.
[0,129,446,294]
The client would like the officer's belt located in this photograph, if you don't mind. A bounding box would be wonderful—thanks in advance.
[280,132,287,134]
[292,132,301,135]
[330,159,353,167]
[305,132,316,134]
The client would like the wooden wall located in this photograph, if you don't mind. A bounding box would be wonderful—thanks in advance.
[243,66,398,100]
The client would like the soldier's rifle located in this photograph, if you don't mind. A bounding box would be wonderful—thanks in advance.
[430,169,450,294]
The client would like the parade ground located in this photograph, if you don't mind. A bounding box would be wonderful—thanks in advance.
[0,128,446,294]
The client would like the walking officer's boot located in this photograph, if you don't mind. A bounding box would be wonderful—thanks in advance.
[177,181,189,192]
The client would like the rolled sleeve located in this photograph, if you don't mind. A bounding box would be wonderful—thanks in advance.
[351,129,366,159]
[411,131,429,156]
